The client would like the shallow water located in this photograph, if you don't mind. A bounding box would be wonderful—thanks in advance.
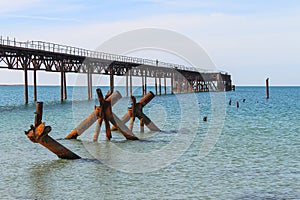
[0,86,299,199]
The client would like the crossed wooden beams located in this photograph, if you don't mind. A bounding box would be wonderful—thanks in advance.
[66,88,160,141]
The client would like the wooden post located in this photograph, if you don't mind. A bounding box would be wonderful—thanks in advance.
[266,78,269,99]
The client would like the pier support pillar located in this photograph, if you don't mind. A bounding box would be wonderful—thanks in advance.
[130,70,132,96]
[110,68,114,94]
[64,71,67,100]
[126,71,129,97]
[171,72,174,94]
[144,70,147,95]
[155,76,158,95]
[164,75,167,95]
[142,70,145,95]
[60,65,64,102]
[33,66,37,101]
[24,66,28,104]
[159,76,162,95]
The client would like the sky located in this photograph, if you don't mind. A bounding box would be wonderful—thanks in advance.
[0,0,300,86]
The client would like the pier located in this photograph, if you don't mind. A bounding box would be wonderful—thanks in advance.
[0,36,233,103]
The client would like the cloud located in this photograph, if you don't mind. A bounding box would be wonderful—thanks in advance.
[0,0,41,13]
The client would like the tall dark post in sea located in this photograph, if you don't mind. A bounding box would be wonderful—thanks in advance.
[266,78,269,99]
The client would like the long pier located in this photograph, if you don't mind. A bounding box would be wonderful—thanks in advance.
[0,36,233,103]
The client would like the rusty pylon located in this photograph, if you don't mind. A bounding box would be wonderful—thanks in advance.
[65,88,139,141]
[112,91,160,133]
[25,102,81,159]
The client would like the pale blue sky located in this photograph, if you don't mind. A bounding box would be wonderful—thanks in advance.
[1,0,300,85]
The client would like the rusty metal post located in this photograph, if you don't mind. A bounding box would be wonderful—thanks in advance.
[64,71,67,100]
[171,72,174,94]
[26,102,81,159]
[93,118,103,142]
[266,78,269,99]
[164,75,167,95]
[145,70,147,95]
[126,71,129,97]
[130,70,133,96]
[159,76,162,95]
[140,118,144,133]
[155,76,158,95]
[33,65,37,101]
[110,68,114,94]
[60,64,64,102]
[24,64,28,104]
[87,67,90,100]
[141,70,145,95]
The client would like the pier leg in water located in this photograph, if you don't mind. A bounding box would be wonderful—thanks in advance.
[25,102,81,159]
[266,78,269,99]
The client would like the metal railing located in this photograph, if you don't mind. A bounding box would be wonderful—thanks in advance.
[0,36,222,73]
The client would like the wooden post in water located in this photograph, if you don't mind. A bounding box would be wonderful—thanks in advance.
[266,78,269,99]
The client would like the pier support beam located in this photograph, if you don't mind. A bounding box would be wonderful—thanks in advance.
[171,72,174,94]
[141,70,145,95]
[159,76,162,95]
[130,70,133,96]
[144,70,147,95]
[164,75,167,95]
[110,68,114,94]
[24,66,28,104]
[64,71,67,100]
[155,76,158,95]
[126,71,129,97]
[60,65,64,102]
[33,66,37,101]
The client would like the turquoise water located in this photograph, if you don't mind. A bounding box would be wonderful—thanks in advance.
[0,86,299,199]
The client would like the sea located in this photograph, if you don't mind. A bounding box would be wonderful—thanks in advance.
[0,86,299,200]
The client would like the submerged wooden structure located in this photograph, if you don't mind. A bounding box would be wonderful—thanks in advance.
[0,37,234,104]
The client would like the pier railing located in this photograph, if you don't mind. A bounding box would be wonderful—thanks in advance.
[0,36,206,72]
